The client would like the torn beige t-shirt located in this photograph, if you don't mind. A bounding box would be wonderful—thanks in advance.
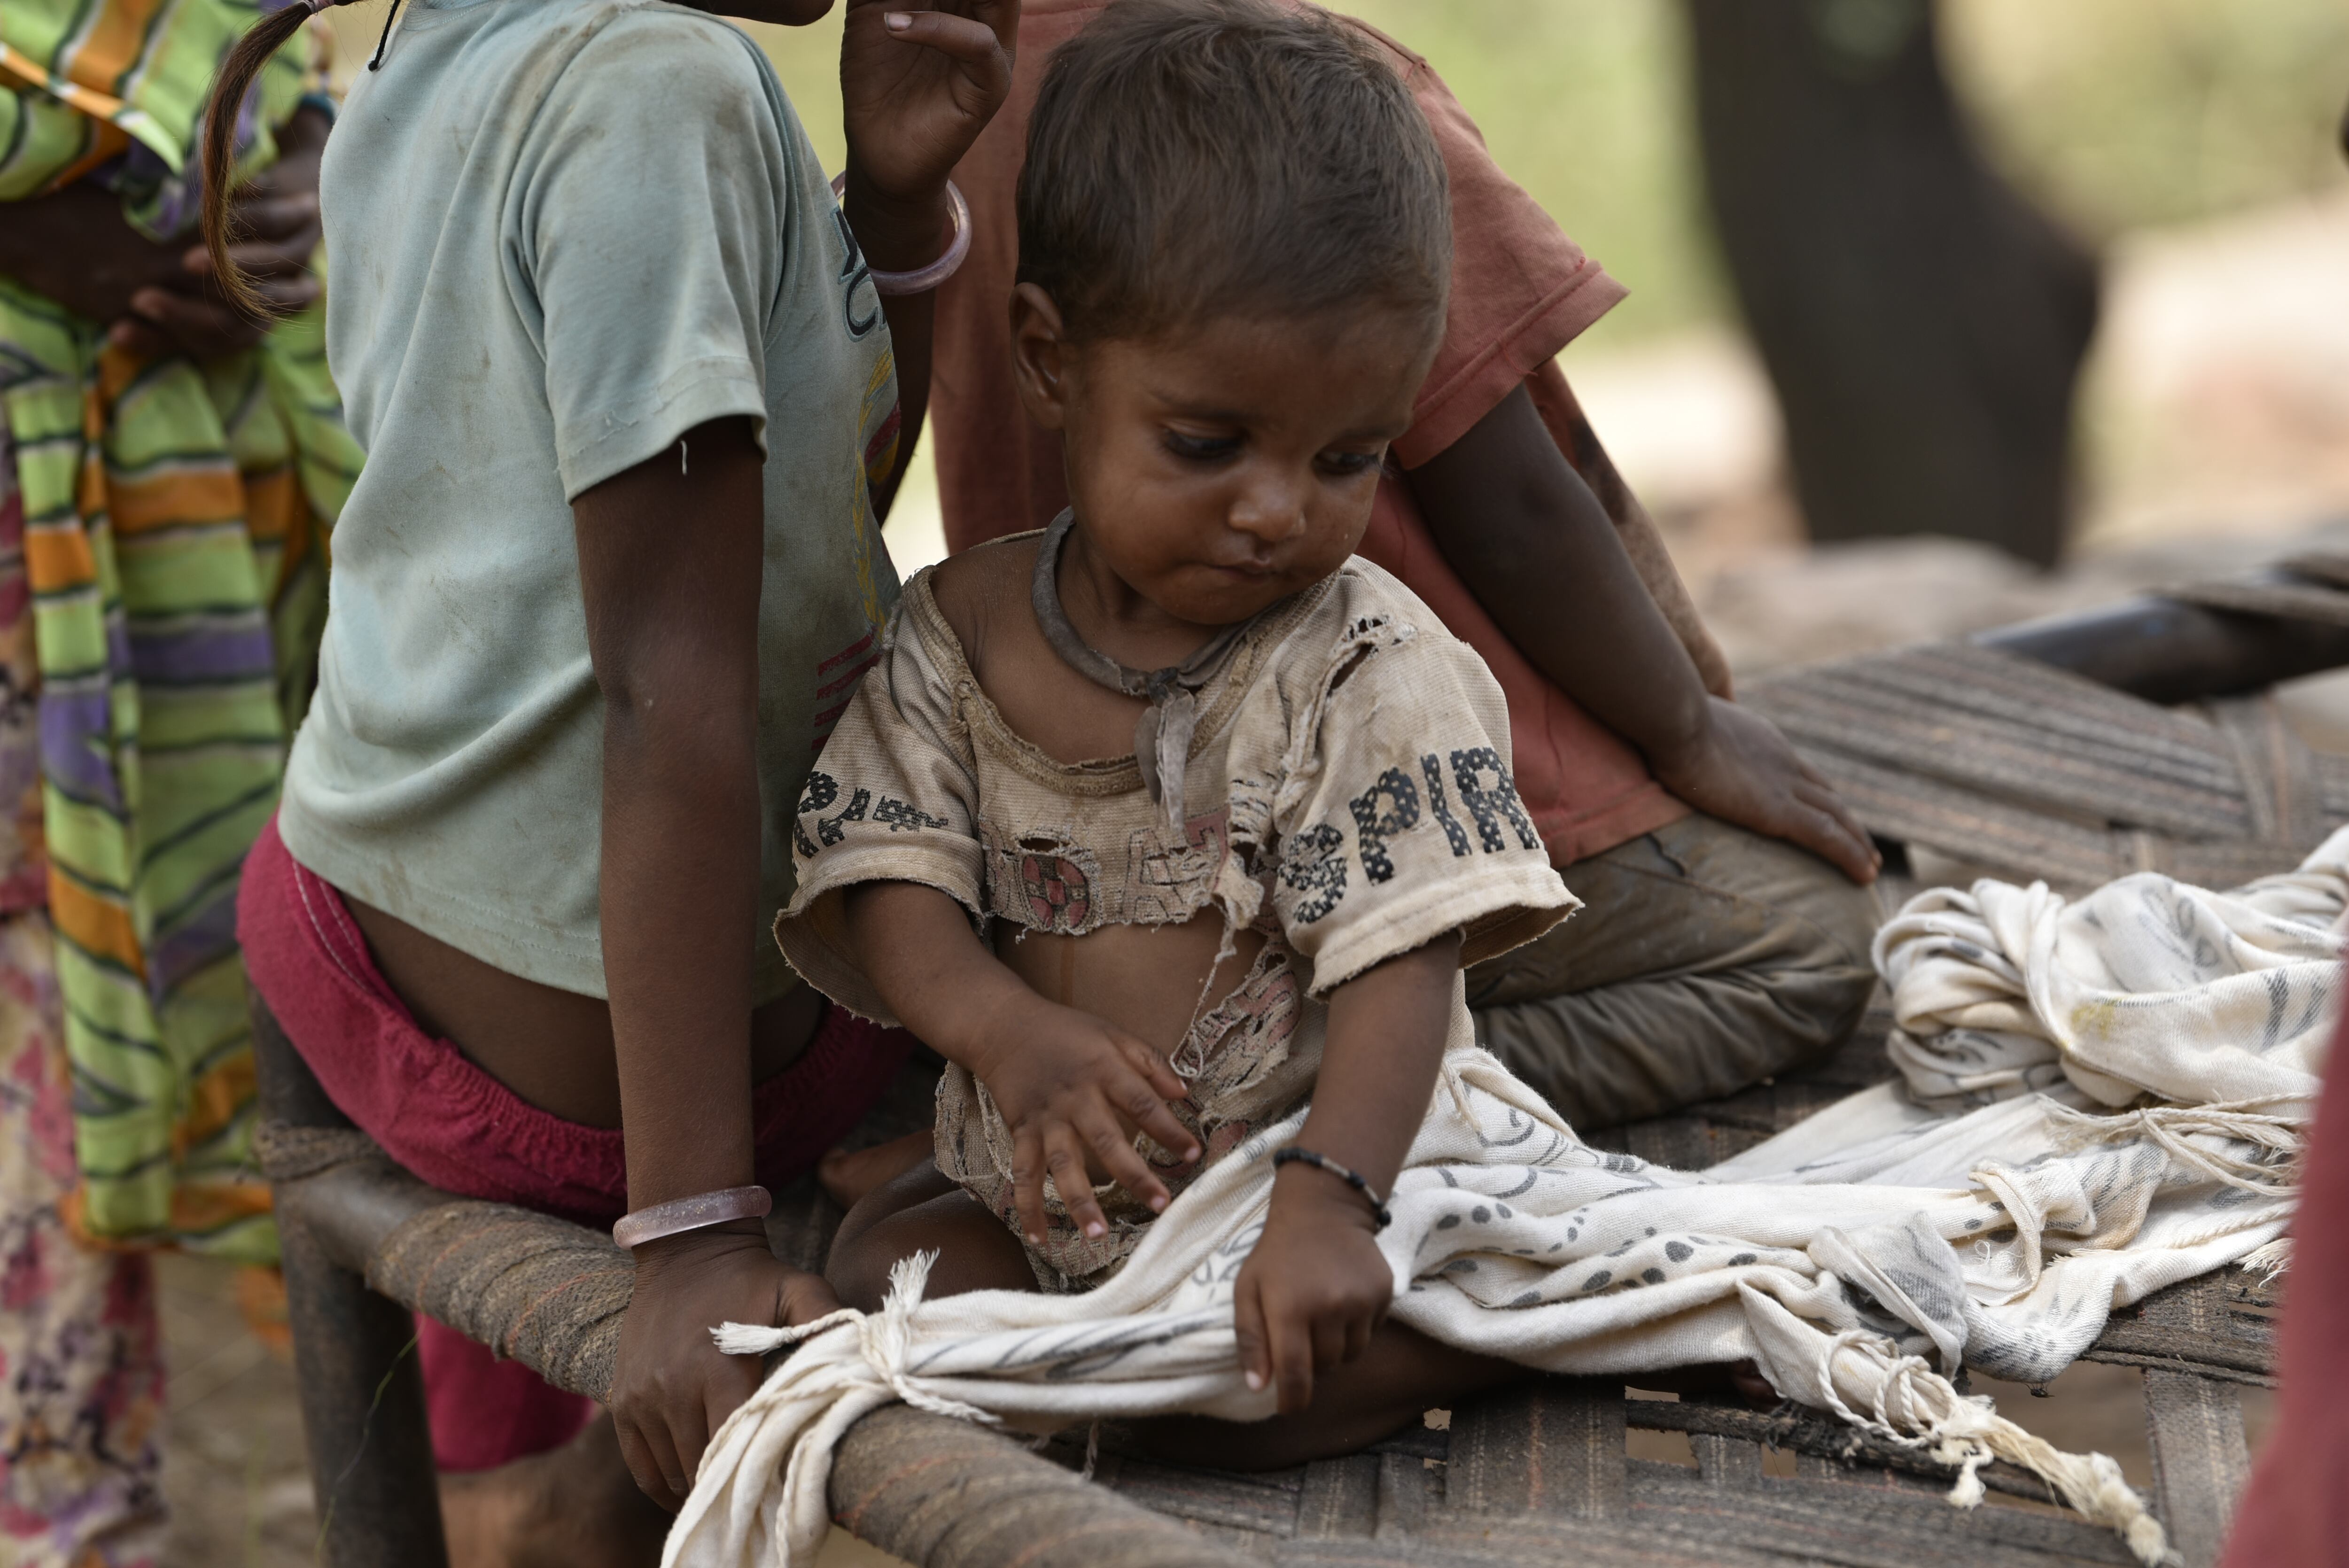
[775,550,1579,1287]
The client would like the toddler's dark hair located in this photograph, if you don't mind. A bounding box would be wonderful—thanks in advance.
[1018,0,1451,342]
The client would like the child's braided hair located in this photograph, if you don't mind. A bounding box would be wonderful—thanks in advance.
[199,0,392,316]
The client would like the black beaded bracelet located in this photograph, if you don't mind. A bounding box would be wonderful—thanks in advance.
[1272,1146,1392,1230]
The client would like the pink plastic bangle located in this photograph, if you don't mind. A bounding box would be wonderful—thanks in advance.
[612,1185,772,1250]
[827,174,972,296]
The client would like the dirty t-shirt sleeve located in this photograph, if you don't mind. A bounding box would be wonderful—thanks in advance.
[773,586,982,1024]
[1265,587,1581,993]
[513,14,786,499]
[1379,41,1625,470]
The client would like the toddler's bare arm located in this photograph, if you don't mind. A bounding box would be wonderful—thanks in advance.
[1235,932,1461,1414]
[844,880,1201,1241]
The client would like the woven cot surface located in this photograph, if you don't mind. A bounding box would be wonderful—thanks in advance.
[1743,640,2348,892]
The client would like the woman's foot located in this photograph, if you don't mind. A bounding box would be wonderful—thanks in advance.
[439,1414,669,1568]
[818,1129,935,1210]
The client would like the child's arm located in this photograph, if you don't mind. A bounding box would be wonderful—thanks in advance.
[838,0,1017,518]
[1542,375,1737,701]
[1404,385,1880,885]
[1231,934,1459,1413]
[581,417,844,1508]
[843,880,1202,1241]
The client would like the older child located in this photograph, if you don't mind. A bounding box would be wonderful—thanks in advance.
[787,0,1572,1437]
[199,0,1014,1555]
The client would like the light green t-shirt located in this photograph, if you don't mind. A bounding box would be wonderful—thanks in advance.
[283,0,900,998]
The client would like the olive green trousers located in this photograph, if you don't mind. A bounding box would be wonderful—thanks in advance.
[1466,811,1882,1130]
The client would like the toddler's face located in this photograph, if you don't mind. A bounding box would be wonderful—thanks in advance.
[1021,297,1439,629]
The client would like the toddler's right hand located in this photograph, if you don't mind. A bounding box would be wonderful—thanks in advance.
[971,1002,1200,1245]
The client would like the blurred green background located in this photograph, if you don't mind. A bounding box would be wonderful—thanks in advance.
[744,0,2349,352]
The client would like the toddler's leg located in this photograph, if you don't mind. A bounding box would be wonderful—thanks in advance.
[437,1413,668,1568]
[828,1159,1039,1310]
[819,1128,936,1210]
[1137,1321,1515,1471]
[1467,811,1881,1129]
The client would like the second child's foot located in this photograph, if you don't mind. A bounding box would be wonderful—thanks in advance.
[440,1414,669,1568]
[818,1129,935,1210]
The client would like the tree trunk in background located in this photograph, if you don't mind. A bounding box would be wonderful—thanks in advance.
[1685,0,2099,567]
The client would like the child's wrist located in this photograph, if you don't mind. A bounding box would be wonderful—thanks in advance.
[1270,1162,1383,1232]
[840,167,954,276]
[628,1216,774,1279]
[935,968,1038,1081]
[1641,691,1719,779]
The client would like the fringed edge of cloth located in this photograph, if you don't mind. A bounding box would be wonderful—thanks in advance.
[1740,1289,2174,1565]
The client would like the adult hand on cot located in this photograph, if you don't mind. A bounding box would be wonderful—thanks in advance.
[572,419,851,1512]
[1649,696,1880,886]
[611,1224,845,1512]
[837,0,1017,268]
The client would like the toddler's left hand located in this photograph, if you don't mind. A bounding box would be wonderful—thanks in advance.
[1233,1167,1395,1414]
[1651,697,1881,885]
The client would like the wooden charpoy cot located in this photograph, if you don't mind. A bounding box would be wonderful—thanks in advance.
[257,557,2349,1568]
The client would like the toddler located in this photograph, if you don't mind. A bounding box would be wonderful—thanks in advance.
[787,0,1577,1430]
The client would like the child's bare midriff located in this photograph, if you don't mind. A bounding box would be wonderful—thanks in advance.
[349,896,823,1130]
[994,921,1267,1051]
[939,538,1270,1049]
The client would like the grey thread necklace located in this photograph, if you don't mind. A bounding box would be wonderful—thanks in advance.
[1029,510,1272,833]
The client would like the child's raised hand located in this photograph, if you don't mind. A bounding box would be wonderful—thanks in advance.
[972,1001,1200,1245]
[840,1,1016,222]
[1650,697,1882,885]
[1233,1166,1396,1413]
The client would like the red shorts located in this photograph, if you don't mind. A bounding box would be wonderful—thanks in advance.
[237,816,909,1469]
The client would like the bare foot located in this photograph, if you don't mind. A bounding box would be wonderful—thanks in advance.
[439,1414,669,1568]
[818,1129,934,1210]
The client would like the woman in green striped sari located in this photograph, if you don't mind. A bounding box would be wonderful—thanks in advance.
[0,3,359,1559]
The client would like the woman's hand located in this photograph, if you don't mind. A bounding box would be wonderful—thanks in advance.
[1649,697,1881,885]
[837,0,1016,266]
[127,102,330,356]
[609,1222,843,1511]
[1233,1167,1394,1413]
[0,105,327,357]
[971,996,1199,1244]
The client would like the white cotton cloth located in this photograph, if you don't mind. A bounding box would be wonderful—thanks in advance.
[665,832,2349,1568]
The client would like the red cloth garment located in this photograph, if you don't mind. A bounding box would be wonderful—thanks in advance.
[2218,1009,2349,1568]
[237,816,913,1469]
[926,0,1688,868]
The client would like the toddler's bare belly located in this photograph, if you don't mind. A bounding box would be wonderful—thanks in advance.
[994,912,1266,1058]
